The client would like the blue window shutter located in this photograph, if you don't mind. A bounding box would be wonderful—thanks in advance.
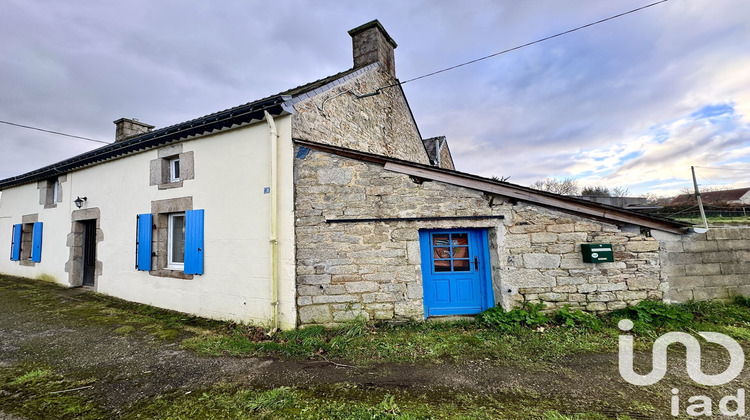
[184,209,204,275]
[136,214,152,271]
[31,222,43,263]
[10,224,22,261]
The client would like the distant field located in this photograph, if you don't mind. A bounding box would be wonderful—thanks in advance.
[673,216,750,226]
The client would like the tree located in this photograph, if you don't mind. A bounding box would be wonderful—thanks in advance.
[530,178,579,195]
[580,185,630,197]
[679,185,724,196]
[581,186,610,197]
[610,186,630,197]
[640,193,662,205]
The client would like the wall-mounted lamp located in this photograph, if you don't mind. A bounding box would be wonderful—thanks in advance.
[74,196,87,209]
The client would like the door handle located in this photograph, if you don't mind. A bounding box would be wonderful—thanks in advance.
[473,256,479,271]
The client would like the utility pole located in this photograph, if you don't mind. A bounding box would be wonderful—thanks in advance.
[691,166,709,230]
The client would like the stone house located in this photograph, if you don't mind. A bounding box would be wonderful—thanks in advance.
[4,20,733,328]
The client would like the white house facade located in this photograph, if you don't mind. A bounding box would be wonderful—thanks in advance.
[1,107,298,328]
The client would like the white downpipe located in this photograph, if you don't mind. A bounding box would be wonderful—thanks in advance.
[434,138,442,168]
[264,111,280,332]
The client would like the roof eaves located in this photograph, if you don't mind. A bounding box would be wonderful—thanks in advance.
[0,95,290,190]
[0,62,387,191]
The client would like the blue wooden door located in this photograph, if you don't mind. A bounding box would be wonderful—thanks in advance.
[419,229,493,317]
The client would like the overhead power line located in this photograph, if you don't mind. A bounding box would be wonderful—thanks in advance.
[371,0,669,94]
[2,1,669,145]
[694,165,750,172]
[0,119,110,145]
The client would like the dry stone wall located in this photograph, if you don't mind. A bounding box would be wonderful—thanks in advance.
[294,147,668,325]
[655,227,750,302]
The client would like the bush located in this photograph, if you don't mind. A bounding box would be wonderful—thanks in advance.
[680,299,750,325]
[555,305,602,331]
[476,302,549,332]
[610,300,693,334]
[733,295,750,308]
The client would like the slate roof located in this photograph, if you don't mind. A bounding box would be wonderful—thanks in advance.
[0,66,367,190]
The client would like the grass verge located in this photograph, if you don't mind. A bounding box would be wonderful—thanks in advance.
[4,274,750,367]
[183,299,750,367]
[0,274,223,342]
[124,383,640,420]
[0,364,106,420]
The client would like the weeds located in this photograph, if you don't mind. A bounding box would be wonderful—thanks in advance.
[476,302,549,332]
[10,368,53,386]
[0,365,105,419]
[555,306,603,331]
[609,300,694,335]
[127,385,608,419]
[476,303,603,333]
[182,297,750,366]
[733,295,750,307]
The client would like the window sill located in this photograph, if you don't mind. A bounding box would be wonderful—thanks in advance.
[148,269,193,280]
[158,181,184,190]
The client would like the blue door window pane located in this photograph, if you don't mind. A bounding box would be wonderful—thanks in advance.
[432,233,474,273]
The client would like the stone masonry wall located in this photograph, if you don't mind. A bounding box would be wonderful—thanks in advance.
[294,147,667,325]
[292,64,430,166]
[294,147,507,324]
[655,227,750,302]
[503,207,663,312]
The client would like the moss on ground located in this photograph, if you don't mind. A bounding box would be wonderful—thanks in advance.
[125,383,644,420]
[0,364,106,420]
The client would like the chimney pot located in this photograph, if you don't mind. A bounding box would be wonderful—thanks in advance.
[113,118,154,142]
[348,20,397,77]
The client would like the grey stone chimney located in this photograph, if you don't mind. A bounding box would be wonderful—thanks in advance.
[113,118,154,142]
[348,20,397,77]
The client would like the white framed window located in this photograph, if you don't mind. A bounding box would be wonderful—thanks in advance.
[167,213,185,270]
[169,157,181,182]
[52,179,60,203]
[42,177,62,207]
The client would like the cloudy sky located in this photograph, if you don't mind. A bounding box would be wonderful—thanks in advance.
[1,0,749,197]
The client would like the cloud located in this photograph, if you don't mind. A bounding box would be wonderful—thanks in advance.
[565,104,750,196]
[1,0,749,201]
[410,1,750,196]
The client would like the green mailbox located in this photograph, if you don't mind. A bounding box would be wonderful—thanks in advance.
[581,243,614,263]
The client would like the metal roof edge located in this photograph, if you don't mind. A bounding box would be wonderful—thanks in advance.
[293,138,691,234]
[283,63,380,109]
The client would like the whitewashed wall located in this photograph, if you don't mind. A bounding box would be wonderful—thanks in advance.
[0,116,297,328]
